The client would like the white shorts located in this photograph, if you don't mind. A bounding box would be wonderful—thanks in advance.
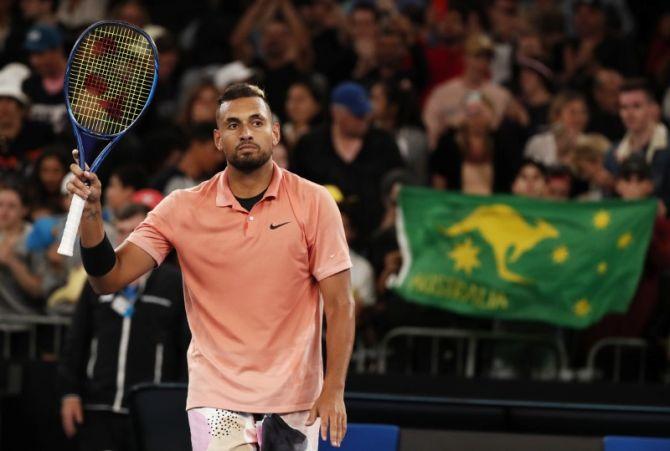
[188,408,321,451]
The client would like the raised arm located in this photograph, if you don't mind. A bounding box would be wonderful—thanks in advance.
[230,0,280,62]
[278,0,313,71]
[66,160,155,294]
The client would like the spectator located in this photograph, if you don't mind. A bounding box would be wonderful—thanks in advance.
[298,0,354,85]
[422,33,513,149]
[19,0,57,26]
[104,165,147,220]
[511,158,548,198]
[515,56,554,134]
[0,0,28,67]
[571,133,611,200]
[348,1,380,83]
[110,0,149,29]
[283,77,326,150]
[26,147,68,219]
[0,63,54,174]
[422,6,466,95]
[178,80,220,128]
[0,182,44,314]
[370,80,429,184]
[231,0,311,120]
[430,92,518,194]
[272,141,289,170]
[588,68,625,141]
[525,90,589,168]
[143,27,182,129]
[488,0,523,86]
[336,197,375,315]
[56,0,108,32]
[22,23,68,135]
[604,79,670,207]
[545,165,574,200]
[292,81,405,244]
[561,0,638,87]
[151,122,224,195]
[58,203,188,451]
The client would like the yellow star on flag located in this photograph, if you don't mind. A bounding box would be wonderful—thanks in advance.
[552,245,569,264]
[593,210,611,229]
[597,261,608,274]
[617,232,633,249]
[448,238,481,276]
[573,299,592,317]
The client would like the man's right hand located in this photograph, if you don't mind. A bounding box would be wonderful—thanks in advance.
[66,149,102,212]
[61,395,84,438]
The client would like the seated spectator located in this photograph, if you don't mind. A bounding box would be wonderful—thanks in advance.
[282,77,326,150]
[524,90,589,168]
[291,81,405,244]
[0,182,44,314]
[571,133,611,200]
[151,122,224,195]
[22,24,68,135]
[588,68,625,142]
[422,33,513,149]
[511,159,548,198]
[58,203,188,450]
[370,80,429,184]
[26,147,68,220]
[429,92,517,194]
[104,165,147,220]
[604,79,670,208]
[579,154,670,365]
[0,63,54,174]
[231,0,311,120]
[514,56,553,134]
[178,80,220,128]
[545,165,574,200]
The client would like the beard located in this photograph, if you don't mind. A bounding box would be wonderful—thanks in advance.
[228,144,272,173]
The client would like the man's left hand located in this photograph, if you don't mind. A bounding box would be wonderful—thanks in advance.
[306,385,347,447]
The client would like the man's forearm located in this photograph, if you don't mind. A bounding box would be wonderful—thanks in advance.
[79,201,105,248]
[324,298,355,390]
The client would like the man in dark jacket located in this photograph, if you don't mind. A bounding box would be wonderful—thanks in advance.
[58,203,189,451]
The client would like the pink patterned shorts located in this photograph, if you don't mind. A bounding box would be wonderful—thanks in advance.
[188,408,321,451]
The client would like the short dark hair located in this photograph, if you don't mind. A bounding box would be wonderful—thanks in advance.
[217,83,272,120]
[517,158,547,179]
[110,165,146,191]
[621,78,656,102]
[116,202,150,221]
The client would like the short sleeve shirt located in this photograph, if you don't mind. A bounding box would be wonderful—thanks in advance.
[127,162,351,412]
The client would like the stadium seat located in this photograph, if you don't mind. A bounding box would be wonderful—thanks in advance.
[128,383,190,451]
[604,436,670,451]
[319,423,400,451]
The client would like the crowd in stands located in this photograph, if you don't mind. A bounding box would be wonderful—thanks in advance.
[1,0,670,382]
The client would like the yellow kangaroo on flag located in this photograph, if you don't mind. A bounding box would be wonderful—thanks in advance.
[444,204,559,283]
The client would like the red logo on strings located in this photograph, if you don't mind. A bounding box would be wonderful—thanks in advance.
[84,73,107,96]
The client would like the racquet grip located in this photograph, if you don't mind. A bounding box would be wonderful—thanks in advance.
[57,195,86,257]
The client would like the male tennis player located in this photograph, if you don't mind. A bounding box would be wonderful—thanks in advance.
[66,83,355,450]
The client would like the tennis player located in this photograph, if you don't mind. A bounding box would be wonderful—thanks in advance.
[66,83,355,450]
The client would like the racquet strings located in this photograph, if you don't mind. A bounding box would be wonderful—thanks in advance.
[68,23,155,136]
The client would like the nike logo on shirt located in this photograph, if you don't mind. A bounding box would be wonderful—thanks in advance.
[269,222,291,230]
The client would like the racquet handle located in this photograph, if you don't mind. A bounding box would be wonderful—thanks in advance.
[57,195,86,257]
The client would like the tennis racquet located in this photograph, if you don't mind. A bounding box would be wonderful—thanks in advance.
[57,21,159,256]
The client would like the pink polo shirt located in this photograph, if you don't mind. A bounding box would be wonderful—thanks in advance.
[127,162,351,412]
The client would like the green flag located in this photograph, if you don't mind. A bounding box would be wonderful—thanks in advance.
[391,187,657,328]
